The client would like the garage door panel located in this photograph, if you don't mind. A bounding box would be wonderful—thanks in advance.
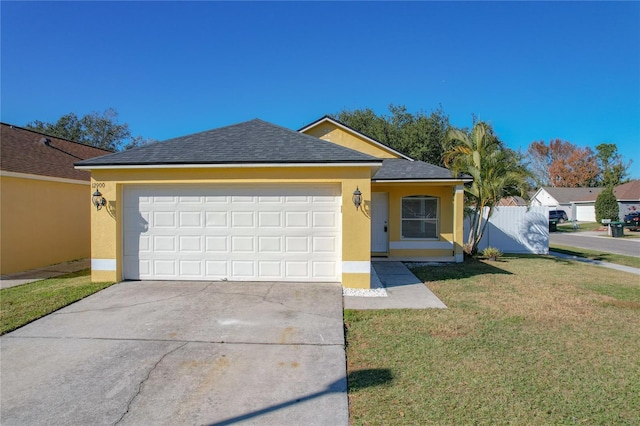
[258,236,281,253]
[179,260,202,277]
[123,185,341,282]
[205,236,228,252]
[231,211,255,227]
[205,212,228,227]
[153,212,176,228]
[285,211,309,227]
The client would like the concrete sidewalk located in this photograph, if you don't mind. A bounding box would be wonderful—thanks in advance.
[344,261,447,309]
[549,251,640,275]
[0,259,90,289]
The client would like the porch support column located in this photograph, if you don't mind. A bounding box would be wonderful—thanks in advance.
[453,185,465,263]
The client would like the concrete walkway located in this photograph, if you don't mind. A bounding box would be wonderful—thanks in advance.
[344,262,447,309]
[0,259,90,289]
[549,251,640,275]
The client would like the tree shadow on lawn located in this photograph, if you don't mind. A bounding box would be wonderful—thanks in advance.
[549,247,614,263]
[410,258,514,282]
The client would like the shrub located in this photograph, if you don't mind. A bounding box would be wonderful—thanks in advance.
[482,247,503,261]
[595,188,619,223]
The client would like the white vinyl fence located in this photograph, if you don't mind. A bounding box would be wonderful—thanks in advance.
[464,206,549,254]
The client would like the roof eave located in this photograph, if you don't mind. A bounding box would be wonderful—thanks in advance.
[372,178,473,184]
[75,161,383,170]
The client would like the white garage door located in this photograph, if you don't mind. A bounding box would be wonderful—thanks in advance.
[123,184,341,282]
[575,204,596,222]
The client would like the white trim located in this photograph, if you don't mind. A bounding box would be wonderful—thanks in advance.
[455,185,464,193]
[342,261,371,274]
[75,162,382,170]
[299,117,414,161]
[373,178,473,184]
[0,170,89,185]
[390,241,454,250]
[91,259,117,271]
[455,254,464,263]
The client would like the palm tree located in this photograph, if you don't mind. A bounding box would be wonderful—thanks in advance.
[444,122,530,255]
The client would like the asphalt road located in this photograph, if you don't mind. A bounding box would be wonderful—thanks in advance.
[549,231,640,257]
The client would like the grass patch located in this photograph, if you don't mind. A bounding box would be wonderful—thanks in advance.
[550,244,640,269]
[0,269,114,335]
[345,257,640,425]
[556,221,603,232]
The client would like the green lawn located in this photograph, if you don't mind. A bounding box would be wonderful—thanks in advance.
[550,244,640,269]
[345,257,640,425]
[556,221,603,232]
[0,269,114,335]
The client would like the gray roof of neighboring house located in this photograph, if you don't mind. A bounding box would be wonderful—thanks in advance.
[539,187,605,203]
[372,158,470,181]
[614,180,640,201]
[76,119,380,167]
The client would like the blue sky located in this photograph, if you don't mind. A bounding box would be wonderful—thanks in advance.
[2,1,638,177]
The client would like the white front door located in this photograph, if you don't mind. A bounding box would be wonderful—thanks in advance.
[371,192,389,253]
[123,184,342,282]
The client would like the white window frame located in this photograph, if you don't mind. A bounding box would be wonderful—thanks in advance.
[401,196,439,240]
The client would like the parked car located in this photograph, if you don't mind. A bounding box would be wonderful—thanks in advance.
[549,209,568,223]
[624,211,640,231]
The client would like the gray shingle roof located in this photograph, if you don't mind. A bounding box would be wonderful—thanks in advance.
[539,187,605,203]
[372,159,468,180]
[76,119,380,167]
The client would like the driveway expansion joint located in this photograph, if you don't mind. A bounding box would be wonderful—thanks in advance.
[5,335,345,347]
[55,283,217,315]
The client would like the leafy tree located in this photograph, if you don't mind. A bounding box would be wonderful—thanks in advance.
[595,188,620,223]
[526,139,599,187]
[444,121,530,255]
[26,108,153,151]
[595,143,631,187]
[334,104,450,166]
[526,139,574,186]
[548,146,599,187]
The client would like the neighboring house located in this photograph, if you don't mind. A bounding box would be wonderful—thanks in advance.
[531,182,640,222]
[0,123,111,275]
[75,116,471,289]
[614,180,640,219]
[530,187,604,221]
[496,196,527,207]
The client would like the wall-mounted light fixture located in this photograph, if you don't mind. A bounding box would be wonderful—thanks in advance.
[92,190,106,211]
[352,187,362,210]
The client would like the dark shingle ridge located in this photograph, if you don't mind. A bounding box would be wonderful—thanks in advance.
[373,158,468,180]
[0,122,114,153]
[76,119,380,166]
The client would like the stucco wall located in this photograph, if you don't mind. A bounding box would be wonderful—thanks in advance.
[303,123,400,159]
[88,166,373,288]
[0,176,91,274]
[371,183,463,260]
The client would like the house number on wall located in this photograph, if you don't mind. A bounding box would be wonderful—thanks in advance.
[92,182,105,189]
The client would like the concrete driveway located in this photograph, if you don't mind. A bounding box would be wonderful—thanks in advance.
[1,281,347,426]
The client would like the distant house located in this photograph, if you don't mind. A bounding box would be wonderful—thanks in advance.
[530,187,604,221]
[614,180,640,219]
[531,182,640,222]
[0,123,111,275]
[497,196,528,207]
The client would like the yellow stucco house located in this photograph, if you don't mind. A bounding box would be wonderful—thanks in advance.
[0,123,111,275]
[75,116,470,288]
